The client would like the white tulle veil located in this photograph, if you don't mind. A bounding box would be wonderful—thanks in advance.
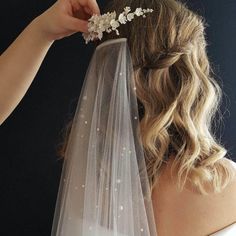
[51,38,157,236]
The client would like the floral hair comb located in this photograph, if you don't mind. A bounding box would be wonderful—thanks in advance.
[82,7,154,44]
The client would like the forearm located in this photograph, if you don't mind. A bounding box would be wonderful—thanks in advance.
[0,17,54,124]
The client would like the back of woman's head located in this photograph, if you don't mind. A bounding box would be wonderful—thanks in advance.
[98,0,236,194]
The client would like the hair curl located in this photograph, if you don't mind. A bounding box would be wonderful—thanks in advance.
[58,0,235,195]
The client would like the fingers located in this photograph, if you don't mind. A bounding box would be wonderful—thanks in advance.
[84,6,93,15]
[66,16,89,33]
[86,0,100,15]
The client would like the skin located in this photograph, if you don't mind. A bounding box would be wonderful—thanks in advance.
[0,0,100,125]
[152,156,236,236]
[1,1,236,235]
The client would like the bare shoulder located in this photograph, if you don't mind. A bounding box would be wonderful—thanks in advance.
[152,157,236,236]
[224,157,236,172]
[220,157,236,193]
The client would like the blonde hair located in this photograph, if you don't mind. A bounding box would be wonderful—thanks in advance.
[59,0,235,195]
[100,0,235,194]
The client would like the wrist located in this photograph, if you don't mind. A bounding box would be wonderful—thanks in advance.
[30,15,56,44]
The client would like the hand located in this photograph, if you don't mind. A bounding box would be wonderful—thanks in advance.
[34,0,100,41]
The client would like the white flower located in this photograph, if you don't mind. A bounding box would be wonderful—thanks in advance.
[110,19,120,30]
[127,13,134,21]
[118,13,127,24]
[88,25,95,32]
[99,23,106,32]
[83,6,154,43]
[97,31,103,40]
[147,8,154,12]
[124,6,131,14]
[110,11,117,19]
[135,8,144,16]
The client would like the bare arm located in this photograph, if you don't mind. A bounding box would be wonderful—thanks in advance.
[0,19,54,125]
[0,0,100,125]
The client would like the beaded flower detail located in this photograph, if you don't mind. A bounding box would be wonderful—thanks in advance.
[82,7,154,44]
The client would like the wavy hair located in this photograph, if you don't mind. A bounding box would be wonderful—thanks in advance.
[58,0,235,195]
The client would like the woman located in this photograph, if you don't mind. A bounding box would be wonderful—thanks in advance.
[0,0,100,125]
[56,0,236,235]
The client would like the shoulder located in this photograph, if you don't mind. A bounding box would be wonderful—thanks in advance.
[225,158,236,170]
[220,158,236,197]
[152,157,236,236]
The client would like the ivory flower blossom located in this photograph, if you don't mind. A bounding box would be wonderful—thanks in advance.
[82,7,154,44]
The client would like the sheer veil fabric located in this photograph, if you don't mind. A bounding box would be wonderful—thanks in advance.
[51,38,158,236]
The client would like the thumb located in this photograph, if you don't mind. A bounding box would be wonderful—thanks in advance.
[66,16,89,33]
[87,0,100,15]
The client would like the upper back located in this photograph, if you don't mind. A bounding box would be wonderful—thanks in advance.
[151,158,236,236]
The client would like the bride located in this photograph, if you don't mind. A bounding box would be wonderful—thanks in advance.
[52,0,236,236]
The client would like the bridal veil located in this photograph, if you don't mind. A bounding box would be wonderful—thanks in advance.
[51,38,157,236]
